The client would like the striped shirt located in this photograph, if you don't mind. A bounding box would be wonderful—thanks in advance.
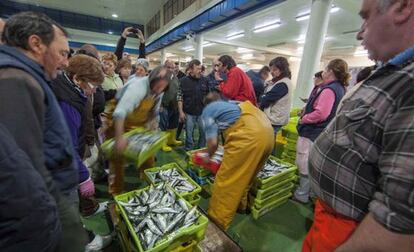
[309,45,414,234]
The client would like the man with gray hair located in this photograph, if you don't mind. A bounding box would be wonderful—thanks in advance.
[303,1,414,251]
[0,11,87,251]
[159,59,183,151]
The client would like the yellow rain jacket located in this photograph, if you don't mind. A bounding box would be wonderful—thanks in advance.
[208,101,274,229]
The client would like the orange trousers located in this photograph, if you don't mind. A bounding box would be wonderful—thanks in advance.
[302,200,359,252]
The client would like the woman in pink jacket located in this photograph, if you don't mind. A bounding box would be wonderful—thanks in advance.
[294,59,350,203]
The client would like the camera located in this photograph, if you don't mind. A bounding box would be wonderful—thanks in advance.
[130,28,140,34]
[186,32,195,41]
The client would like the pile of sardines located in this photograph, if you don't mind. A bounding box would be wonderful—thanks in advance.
[118,183,199,250]
[256,159,290,179]
[147,168,196,194]
[108,131,162,154]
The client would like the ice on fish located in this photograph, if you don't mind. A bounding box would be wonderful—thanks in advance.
[118,185,199,250]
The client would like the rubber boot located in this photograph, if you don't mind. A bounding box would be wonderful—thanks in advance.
[167,129,183,146]
[162,143,172,152]
[293,174,310,204]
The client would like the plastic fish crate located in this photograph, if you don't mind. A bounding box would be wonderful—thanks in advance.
[114,186,209,252]
[186,168,210,186]
[170,239,198,252]
[249,183,295,209]
[187,165,212,178]
[250,174,297,199]
[102,128,169,168]
[144,163,202,201]
[252,157,298,190]
[251,193,292,220]
[188,194,201,207]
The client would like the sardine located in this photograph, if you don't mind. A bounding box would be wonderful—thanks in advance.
[147,218,163,236]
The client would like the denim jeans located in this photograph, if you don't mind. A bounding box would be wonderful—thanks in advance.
[159,107,179,131]
[185,114,206,151]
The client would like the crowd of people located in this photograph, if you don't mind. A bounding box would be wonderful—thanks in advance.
[0,0,414,251]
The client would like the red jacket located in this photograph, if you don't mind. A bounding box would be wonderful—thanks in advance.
[219,66,257,106]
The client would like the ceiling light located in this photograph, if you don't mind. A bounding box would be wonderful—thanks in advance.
[330,6,340,13]
[241,53,253,59]
[296,12,310,22]
[202,42,215,47]
[226,32,245,40]
[354,50,368,57]
[253,21,281,33]
[112,14,118,18]
[107,31,113,34]
[185,48,195,52]
[237,47,253,53]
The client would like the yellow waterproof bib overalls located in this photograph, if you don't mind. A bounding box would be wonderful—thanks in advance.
[106,96,156,195]
[208,101,275,230]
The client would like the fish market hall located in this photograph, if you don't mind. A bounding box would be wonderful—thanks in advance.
[1,0,414,251]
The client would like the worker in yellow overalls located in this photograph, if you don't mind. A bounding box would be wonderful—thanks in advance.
[200,92,274,229]
[106,66,172,195]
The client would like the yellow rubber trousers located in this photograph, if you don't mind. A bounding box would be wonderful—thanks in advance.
[208,101,274,230]
[106,97,156,196]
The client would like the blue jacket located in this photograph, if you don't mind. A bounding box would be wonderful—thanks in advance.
[246,70,265,103]
[297,80,345,141]
[0,45,78,195]
[0,124,60,252]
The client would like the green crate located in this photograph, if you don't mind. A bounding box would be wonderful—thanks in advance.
[251,193,292,220]
[187,165,212,178]
[144,163,202,201]
[188,194,201,206]
[251,175,297,199]
[102,128,169,167]
[114,186,209,252]
[250,183,295,209]
[252,157,298,190]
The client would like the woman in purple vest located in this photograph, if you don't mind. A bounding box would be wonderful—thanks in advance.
[294,59,350,204]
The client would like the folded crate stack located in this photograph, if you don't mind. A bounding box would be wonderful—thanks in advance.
[249,157,298,219]
[144,163,202,206]
[281,117,299,165]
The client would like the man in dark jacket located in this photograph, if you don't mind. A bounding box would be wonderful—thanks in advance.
[0,12,88,251]
[246,66,270,103]
[0,124,60,251]
[178,59,209,151]
[160,60,183,151]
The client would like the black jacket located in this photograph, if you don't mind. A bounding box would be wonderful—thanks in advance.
[180,75,209,116]
[0,124,60,252]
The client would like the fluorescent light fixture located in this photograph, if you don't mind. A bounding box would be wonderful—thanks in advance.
[296,13,310,22]
[202,42,215,47]
[112,14,118,18]
[330,6,340,13]
[107,31,113,34]
[237,47,253,53]
[241,53,253,59]
[226,32,245,40]
[253,21,281,33]
[354,50,368,56]
[185,48,195,52]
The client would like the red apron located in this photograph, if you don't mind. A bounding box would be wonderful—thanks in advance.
[303,199,359,252]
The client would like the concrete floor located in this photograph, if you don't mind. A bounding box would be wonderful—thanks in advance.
[83,147,313,252]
